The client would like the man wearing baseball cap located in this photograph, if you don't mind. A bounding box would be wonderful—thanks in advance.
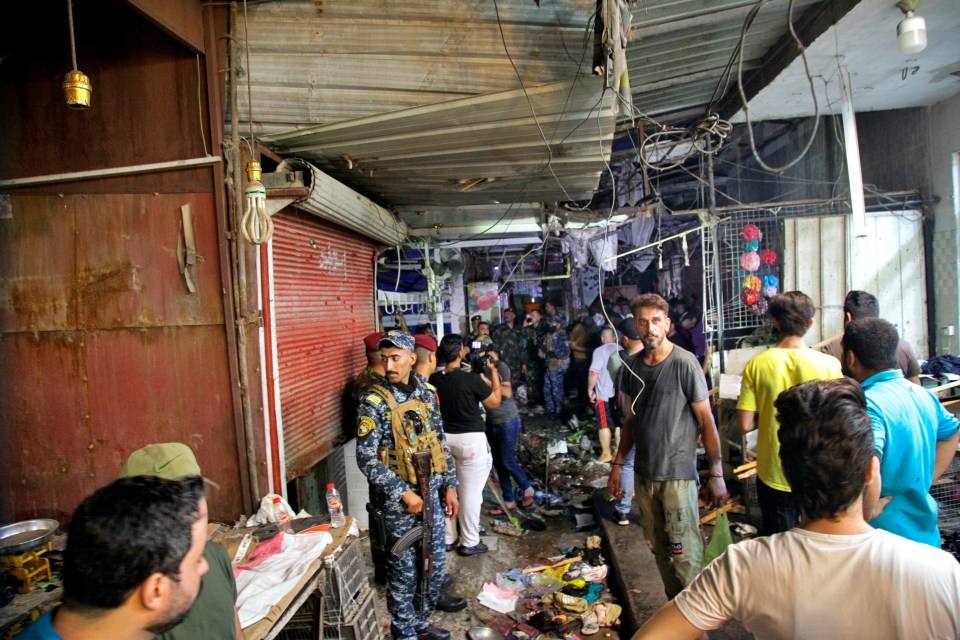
[356,330,460,640]
[118,443,242,640]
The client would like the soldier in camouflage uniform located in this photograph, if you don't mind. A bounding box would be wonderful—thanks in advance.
[492,309,527,392]
[543,315,571,419]
[522,309,549,408]
[356,330,460,640]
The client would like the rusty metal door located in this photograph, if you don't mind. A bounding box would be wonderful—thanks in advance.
[267,210,376,481]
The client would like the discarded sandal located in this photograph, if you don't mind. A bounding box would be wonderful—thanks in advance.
[580,612,600,635]
[488,502,517,516]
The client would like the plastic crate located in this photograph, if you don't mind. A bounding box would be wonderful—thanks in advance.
[323,586,380,640]
[323,538,369,618]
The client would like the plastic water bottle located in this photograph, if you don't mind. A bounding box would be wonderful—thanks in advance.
[326,483,346,528]
[272,497,293,534]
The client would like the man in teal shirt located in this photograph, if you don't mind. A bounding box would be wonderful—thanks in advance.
[842,318,959,546]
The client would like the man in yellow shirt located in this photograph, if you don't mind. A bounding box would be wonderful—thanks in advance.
[737,291,842,535]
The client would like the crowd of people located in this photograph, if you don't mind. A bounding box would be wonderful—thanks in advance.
[19,288,960,640]
[351,288,960,640]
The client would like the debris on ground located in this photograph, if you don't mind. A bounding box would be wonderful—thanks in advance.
[473,535,623,638]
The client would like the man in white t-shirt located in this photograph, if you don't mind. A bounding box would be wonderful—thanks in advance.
[635,378,960,640]
[588,327,621,462]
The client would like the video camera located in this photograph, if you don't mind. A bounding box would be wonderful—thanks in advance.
[466,340,494,374]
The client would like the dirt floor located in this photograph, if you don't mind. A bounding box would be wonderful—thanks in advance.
[358,410,755,640]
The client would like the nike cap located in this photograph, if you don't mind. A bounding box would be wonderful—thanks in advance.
[119,442,220,489]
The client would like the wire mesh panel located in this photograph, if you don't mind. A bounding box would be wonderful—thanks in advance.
[934,453,960,532]
[703,200,850,341]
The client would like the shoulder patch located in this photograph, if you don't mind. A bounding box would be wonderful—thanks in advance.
[357,416,376,438]
[425,381,437,392]
[364,393,383,406]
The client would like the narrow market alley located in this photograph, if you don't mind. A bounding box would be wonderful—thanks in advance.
[360,413,753,640]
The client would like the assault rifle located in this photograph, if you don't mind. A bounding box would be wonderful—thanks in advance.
[390,450,435,616]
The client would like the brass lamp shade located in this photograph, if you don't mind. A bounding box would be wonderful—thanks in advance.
[64,70,92,109]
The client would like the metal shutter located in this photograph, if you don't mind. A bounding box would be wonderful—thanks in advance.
[271,210,376,479]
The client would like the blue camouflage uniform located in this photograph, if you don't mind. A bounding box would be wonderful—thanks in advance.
[356,376,458,640]
[543,320,571,417]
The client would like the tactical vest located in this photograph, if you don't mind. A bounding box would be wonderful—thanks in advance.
[367,384,449,484]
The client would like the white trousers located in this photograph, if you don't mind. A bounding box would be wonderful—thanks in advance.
[444,432,493,548]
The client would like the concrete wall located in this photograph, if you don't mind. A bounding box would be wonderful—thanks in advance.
[928,93,960,355]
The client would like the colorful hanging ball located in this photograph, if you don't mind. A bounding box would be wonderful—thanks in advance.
[740,251,760,272]
[742,239,759,252]
[763,274,779,289]
[741,288,760,306]
[761,249,777,265]
[740,224,762,243]
[742,275,762,291]
[764,286,779,299]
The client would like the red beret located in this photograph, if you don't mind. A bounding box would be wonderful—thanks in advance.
[414,334,438,352]
[363,332,384,351]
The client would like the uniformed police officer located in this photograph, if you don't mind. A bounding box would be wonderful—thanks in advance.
[356,330,459,640]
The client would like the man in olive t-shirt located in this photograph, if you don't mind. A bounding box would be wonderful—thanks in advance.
[119,443,243,640]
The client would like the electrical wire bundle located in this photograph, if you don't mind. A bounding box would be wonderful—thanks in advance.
[638,114,734,172]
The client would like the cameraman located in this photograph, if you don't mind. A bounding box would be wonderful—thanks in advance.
[429,334,501,556]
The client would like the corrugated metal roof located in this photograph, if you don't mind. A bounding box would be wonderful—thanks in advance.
[234,0,838,237]
[627,0,822,122]
[261,78,616,207]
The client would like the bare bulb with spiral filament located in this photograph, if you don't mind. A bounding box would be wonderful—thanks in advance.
[241,162,274,244]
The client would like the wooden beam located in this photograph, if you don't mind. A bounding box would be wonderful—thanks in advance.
[124,0,204,54]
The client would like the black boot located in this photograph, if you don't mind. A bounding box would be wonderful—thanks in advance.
[435,593,467,613]
[416,625,451,640]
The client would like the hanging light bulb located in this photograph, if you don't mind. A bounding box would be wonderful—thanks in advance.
[241,162,274,244]
[897,10,927,55]
[63,0,92,109]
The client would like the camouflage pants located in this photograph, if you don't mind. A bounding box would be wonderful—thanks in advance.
[544,369,566,416]
[526,362,545,406]
[382,490,447,639]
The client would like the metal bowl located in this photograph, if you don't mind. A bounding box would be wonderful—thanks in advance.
[467,627,503,640]
[0,519,59,556]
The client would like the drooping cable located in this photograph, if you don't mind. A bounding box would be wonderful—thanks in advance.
[736,0,820,174]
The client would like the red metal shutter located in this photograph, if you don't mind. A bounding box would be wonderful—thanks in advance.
[271,210,376,479]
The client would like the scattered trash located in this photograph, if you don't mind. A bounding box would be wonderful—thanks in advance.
[478,582,520,614]
[574,514,596,529]
[547,441,569,457]
[494,522,527,537]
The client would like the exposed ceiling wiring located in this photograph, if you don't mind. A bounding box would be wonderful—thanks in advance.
[736,0,821,173]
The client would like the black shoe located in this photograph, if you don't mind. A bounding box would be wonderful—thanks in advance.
[445,542,456,552]
[417,624,451,640]
[441,574,454,590]
[457,541,489,556]
[435,593,467,612]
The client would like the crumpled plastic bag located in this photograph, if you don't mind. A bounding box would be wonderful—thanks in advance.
[247,493,312,527]
[702,509,733,565]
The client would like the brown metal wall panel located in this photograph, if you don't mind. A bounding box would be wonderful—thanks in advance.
[0,1,210,194]
[0,192,240,523]
[0,327,240,523]
[0,332,91,523]
[271,211,376,479]
[0,194,224,333]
